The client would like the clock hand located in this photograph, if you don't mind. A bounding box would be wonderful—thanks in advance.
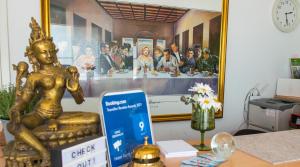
[285,13,288,25]
[286,11,293,15]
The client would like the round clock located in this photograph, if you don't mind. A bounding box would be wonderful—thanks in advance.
[272,0,300,32]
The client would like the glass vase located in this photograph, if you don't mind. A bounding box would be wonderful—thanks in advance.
[191,103,215,151]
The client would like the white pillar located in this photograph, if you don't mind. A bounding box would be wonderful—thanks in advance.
[0,0,11,88]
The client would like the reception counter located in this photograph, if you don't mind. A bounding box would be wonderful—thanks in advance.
[162,140,300,167]
[1,130,300,166]
[162,149,300,167]
[163,130,300,166]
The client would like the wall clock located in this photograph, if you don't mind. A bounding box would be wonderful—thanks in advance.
[272,0,300,32]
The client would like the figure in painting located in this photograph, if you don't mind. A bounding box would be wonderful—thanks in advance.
[74,45,96,80]
[110,41,124,69]
[180,48,196,73]
[196,48,218,74]
[121,44,133,70]
[99,42,116,75]
[170,43,184,66]
[135,46,154,73]
[153,47,163,70]
[193,44,202,61]
[157,49,178,72]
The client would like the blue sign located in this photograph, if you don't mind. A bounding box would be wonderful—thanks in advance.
[101,90,153,167]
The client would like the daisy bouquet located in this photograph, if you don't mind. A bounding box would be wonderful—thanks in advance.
[181,83,222,112]
[181,83,221,151]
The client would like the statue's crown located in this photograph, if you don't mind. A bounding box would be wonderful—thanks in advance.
[28,17,49,45]
[25,17,60,70]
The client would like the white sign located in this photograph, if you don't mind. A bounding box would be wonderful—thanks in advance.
[61,137,106,167]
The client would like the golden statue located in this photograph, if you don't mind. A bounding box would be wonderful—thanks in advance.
[3,18,100,167]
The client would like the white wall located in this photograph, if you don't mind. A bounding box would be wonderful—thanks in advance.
[1,0,299,141]
[5,0,41,84]
[0,0,10,87]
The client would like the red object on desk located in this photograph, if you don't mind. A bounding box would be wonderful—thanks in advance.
[290,113,300,129]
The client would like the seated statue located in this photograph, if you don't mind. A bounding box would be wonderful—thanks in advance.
[4,18,100,167]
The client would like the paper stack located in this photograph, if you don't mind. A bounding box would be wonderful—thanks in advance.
[181,154,225,167]
[156,140,198,158]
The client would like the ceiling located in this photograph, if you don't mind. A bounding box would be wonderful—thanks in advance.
[97,1,189,23]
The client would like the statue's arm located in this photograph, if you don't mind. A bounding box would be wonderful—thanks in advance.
[9,74,36,123]
[66,66,84,104]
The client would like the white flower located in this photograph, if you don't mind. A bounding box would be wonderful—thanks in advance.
[188,83,214,97]
[187,83,221,112]
[207,95,221,110]
[203,84,214,96]
[191,93,201,102]
[199,97,213,110]
[196,96,222,112]
[212,98,222,111]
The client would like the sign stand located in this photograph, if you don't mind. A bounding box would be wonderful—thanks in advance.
[50,136,106,167]
[100,90,154,167]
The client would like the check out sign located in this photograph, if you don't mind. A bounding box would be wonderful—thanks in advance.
[51,136,106,167]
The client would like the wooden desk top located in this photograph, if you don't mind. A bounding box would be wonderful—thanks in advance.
[162,141,300,167]
[162,150,300,167]
[1,140,300,166]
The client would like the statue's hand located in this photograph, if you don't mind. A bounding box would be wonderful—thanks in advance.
[66,66,80,92]
[9,109,21,124]
[9,109,21,132]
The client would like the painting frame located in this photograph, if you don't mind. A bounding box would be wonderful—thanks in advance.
[40,0,229,122]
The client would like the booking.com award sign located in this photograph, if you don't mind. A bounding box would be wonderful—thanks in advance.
[100,90,154,167]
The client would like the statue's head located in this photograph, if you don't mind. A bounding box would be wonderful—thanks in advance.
[32,40,57,65]
[25,18,60,70]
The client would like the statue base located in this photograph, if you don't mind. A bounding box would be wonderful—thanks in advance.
[3,120,100,167]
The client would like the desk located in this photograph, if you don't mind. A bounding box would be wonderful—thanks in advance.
[162,140,300,167]
[1,142,300,166]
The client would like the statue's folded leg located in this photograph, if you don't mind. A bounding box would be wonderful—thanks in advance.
[7,112,50,163]
[21,112,45,129]
[56,112,101,136]
[57,112,100,125]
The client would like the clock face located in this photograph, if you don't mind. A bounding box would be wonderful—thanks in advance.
[273,0,299,32]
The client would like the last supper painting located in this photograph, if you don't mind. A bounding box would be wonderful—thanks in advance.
[47,0,227,100]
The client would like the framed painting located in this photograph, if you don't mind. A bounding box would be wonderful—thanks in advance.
[40,0,229,121]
